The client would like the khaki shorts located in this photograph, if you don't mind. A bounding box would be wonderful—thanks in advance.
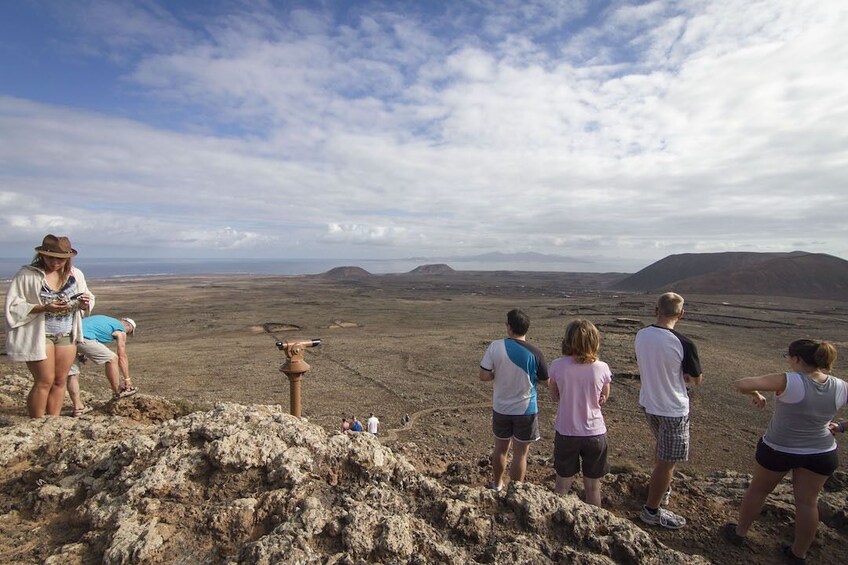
[68,339,116,376]
[45,334,73,346]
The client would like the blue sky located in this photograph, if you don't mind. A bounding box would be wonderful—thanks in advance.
[1,0,846,272]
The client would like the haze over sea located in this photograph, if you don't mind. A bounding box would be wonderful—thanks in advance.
[0,256,620,282]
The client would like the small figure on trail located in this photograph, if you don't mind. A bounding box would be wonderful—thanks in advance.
[341,418,350,432]
[366,412,380,435]
[478,308,548,492]
[351,416,363,432]
[402,413,410,426]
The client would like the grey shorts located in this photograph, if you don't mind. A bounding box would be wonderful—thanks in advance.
[553,432,610,479]
[69,339,116,376]
[492,411,540,443]
[644,410,690,462]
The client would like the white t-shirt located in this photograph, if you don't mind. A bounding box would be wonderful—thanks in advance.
[635,325,702,417]
[366,416,379,434]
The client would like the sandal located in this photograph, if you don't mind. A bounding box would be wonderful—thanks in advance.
[72,406,93,418]
[118,385,138,398]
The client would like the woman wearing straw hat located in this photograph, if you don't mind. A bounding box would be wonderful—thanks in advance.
[4,235,94,417]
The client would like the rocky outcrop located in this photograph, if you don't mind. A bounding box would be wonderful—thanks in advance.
[0,374,706,565]
[2,370,846,564]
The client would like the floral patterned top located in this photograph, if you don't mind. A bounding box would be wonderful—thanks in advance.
[41,274,80,336]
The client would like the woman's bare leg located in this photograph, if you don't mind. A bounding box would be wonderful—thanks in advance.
[736,462,786,536]
[555,474,575,495]
[26,346,56,418]
[46,344,76,416]
[583,477,602,507]
[790,467,830,558]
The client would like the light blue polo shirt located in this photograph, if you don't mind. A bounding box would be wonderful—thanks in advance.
[82,315,126,344]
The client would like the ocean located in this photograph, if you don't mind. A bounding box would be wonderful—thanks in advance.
[0,257,607,281]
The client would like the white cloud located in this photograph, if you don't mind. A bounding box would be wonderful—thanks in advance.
[0,0,845,268]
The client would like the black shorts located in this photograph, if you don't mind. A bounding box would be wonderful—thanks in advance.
[553,432,610,479]
[755,438,839,477]
[492,411,540,442]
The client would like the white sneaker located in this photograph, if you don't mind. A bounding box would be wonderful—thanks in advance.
[640,506,686,529]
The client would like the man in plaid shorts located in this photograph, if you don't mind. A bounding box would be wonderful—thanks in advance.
[635,292,703,529]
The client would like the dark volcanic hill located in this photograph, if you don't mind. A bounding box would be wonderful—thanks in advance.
[408,263,455,275]
[614,252,848,300]
[319,266,372,280]
[613,251,803,291]
[673,253,848,300]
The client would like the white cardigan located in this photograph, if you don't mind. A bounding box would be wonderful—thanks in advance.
[4,265,94,362]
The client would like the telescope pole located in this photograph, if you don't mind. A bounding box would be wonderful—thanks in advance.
[288,373,302,417]
[276,339,321,418]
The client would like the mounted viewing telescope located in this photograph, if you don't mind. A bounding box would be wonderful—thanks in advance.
[276,339,321,417]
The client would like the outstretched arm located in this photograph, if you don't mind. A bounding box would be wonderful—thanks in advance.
[113,331,131,385]
[733,372,786,409]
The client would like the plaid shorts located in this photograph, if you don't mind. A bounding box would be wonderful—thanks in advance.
[644,410,690,462]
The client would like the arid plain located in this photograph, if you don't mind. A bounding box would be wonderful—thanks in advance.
[2,268,848,563]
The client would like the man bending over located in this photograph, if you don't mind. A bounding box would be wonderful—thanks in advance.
[67,315,138,416]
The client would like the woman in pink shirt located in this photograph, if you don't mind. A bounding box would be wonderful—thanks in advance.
[547,319,612,507]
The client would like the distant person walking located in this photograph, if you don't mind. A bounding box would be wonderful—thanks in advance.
[723,340,847,563]
[402,413,410,426]
[67,315,137,408]
[351,416,363,432]
[341,418,350,432]
[548,319,612,507]
[635,292,703,529]
[4,235,93,418]
[479,308,548,492]
[367,413,380,435]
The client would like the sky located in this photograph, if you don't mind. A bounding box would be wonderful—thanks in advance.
[1,0,846,273]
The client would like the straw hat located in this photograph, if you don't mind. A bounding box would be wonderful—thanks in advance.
[34,234,77,258]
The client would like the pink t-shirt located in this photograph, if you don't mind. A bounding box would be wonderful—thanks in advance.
[549,356,612,437]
